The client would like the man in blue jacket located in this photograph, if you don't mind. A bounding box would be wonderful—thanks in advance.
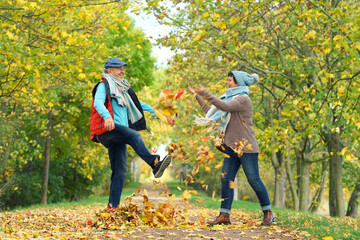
[90,57,173,209]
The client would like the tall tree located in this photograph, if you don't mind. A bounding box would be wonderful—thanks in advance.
[0,0,157,209]
[142,0,360,216]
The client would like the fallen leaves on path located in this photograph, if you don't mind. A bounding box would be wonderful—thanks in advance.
[1,186,310,240]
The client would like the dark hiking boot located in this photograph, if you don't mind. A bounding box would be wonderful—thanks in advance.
[153,154,172,178]
[207,213,231,225]
[261,209,275,226]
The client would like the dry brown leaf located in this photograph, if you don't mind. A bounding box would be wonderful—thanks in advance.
[229,180,237,189]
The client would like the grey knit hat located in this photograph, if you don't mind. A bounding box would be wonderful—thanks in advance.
[104,57,127,69]
[231,71,260,86]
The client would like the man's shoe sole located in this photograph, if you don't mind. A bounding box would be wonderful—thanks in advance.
[154,155,171,178]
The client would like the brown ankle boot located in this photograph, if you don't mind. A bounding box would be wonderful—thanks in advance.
[207,213,231,225]
[261,209,275,226]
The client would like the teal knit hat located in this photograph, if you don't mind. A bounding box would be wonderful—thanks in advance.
[231,71,259,86]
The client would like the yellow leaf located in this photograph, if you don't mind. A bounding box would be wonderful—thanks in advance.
[154,109,168,123]
[333,35,341,41]
[214,161,223,169]
[170,194,176,201]
[205,167,211,173]
[324,48,331,54]
[136,44,143,49]
[143,189,148,197]
[6,31,14,40]
[322,236,334,240]
[202,12,209,18]
[242,195,250,200]
[246,144,253,151]
[78,73,86,79]
[48,102,54,108]
[177,186,182,191]
[194,29,206,41]
[306,30,316,39]
[304,220,312,226]
[181,190,192,199]
[338,86,345,93]
[212,190,217,202]
[213,21,227,30]
[188,190,198,195]
[213,13,220,20]
[196,197,205,203]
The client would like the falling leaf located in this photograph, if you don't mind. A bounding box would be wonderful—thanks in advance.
[170,194,176,201]
[229,180,237,189]
[188,190,198,195]
[196,197,205,204]
[242,195,250,200]
[246,144,253,150]
[181,190,192,199]
[175,89,184,99]
[212,191,217,202]
[214,162,223,169]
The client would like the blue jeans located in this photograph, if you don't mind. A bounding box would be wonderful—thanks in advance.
[220,148,271,214]
[97,124,158,208]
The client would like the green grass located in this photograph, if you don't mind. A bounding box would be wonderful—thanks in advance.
[165,181,360,240]
[9,182,141,212]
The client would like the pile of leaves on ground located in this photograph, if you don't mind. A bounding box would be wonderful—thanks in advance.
[0,187,313,239]
[91,189,192,228]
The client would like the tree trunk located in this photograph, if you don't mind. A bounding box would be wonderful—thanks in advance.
[329,153,345,217]
[346,178,360,218]
[309,158,328,212]
[285,141,299,210]
[272,150,286,208]
[296,137,312,212]
[41,111,52,205]
[322,128,345,217]
[298,157,311,211]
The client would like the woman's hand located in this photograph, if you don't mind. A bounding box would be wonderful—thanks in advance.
[193,85,205,94]
[188,84,205,94]
[187,84,196,95]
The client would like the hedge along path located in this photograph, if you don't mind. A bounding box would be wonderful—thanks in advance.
[0,181,311,239]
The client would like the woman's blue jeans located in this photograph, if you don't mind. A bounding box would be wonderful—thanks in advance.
[97,124,158,208]
[220,148,271,214]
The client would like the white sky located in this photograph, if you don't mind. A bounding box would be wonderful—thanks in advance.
[127,10,175,67]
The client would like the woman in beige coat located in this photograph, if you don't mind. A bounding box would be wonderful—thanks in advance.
[188,71,275,226]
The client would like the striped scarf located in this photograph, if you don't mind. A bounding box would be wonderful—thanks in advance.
[194,86,249,135]
[103,73,143,124]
